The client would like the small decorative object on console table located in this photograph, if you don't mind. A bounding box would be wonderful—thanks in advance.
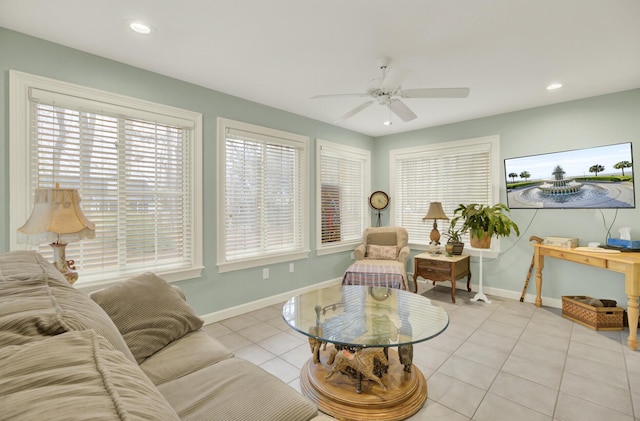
[17,184,95,284]
[443,219,465,255]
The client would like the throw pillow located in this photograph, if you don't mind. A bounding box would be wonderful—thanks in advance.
[91,272,204,364]
[47,282,138,363]
[366,244,398,260]
[0,330,180,421]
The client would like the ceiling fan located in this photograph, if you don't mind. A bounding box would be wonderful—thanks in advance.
[311,57,470,123]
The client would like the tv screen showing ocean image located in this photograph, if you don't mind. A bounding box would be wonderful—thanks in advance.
[504,142,635,209]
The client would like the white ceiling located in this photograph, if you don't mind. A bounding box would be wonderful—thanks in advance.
[2,0,639,137]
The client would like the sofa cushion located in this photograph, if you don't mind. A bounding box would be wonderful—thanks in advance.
[0,330,180,421]
[366,244,398,260]
[0,252,135,362]
[91,272,204,364]
[140,330,233,385]
[48,282,137,363]
[0,280,64,347]
[366,231,398,246]
[0,250,67,284]
[157,357,318,421]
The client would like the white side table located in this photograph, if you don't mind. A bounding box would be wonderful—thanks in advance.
[469,248,490,303]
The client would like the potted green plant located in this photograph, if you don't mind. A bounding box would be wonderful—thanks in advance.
[451,203,520,249]
[443,220,465,255]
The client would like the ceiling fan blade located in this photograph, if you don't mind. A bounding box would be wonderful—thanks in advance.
[379,67,410,93]
[400,87,470,98]
[310,93,370,99]
[336,100,374,121]
[388,99,417,122]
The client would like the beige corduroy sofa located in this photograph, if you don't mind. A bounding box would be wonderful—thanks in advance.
[0,251,330,421]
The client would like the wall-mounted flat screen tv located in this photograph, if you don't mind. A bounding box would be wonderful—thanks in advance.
[504,142,635,209]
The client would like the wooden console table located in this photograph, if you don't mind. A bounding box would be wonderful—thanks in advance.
[532,243,640,350]
[413,253,471,302]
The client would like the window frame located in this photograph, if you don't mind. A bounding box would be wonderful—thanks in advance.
[315,139,371,256]
[389,135,501,257]
[9,70,204,288]
[216,117,310,273]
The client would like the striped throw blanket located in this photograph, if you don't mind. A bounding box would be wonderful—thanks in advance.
[342,261,407,290]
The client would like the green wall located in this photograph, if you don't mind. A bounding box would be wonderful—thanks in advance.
[2,27,640,314]
[0,28,372,315]
[375,89,640,307]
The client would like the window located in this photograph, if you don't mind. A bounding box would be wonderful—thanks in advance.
[390,135,500,255]
[217,118,309,272]
[316,140,370,255]
[9,71,203,287]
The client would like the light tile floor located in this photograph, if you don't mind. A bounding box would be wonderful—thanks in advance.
[203,282,640,420]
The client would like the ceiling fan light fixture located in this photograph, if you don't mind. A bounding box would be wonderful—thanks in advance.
[130,21,153,35]
[312,57,470,124]
[546,82,563,90]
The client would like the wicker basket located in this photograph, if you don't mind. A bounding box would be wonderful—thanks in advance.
[561,296,624,331]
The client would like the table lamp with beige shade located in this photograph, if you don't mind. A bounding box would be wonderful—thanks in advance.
[422,201,449,245]
[17,184,95,284]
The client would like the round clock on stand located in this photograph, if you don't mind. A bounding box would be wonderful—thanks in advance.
[369,190,390,227]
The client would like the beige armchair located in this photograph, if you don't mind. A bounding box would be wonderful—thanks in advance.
[353,227,410,264]
[344,227,411,291]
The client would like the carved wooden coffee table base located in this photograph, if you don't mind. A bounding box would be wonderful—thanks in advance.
[300,347,427,421]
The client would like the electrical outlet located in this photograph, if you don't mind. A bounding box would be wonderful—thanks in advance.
[289,263,294,272]
[262,268,269,279]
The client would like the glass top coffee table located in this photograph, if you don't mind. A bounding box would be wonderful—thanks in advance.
[282,285,449,421]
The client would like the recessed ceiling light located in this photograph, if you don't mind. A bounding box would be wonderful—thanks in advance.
[130,21,152,35]
[547,83,563,90]
[383,121,392,126]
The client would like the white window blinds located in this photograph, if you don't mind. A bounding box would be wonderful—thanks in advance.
[6,69,205,287]
[392,139,496,246]
[28,99,195,277]
[218,120,309,271]
[317,141,370,252]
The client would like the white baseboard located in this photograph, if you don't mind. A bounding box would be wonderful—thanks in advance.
[415,276,563,309]
[200,278,342,325]
[201,276,563,326]
[478,284,562,309]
